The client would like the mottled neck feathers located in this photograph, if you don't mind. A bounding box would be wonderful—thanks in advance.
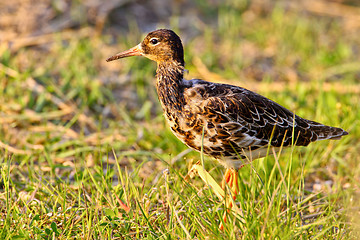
[156,61,186,111]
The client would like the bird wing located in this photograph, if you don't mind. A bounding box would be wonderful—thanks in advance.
[184,80,333,149]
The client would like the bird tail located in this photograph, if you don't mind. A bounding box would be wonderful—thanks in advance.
[312,124,348,141]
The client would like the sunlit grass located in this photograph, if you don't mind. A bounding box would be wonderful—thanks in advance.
[1,0,360,239]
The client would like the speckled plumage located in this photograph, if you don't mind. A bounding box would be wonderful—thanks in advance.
[107,29,348,170]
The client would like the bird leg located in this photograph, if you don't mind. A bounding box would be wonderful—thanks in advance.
[220,168,239,230]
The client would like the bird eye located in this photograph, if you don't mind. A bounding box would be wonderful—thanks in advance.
[150,38,159,45]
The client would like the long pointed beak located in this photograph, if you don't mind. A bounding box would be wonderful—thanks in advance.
[106,44,143,62]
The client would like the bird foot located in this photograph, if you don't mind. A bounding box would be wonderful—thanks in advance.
[220,168,241,230]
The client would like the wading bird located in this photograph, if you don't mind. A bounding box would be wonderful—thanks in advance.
[106,29,348,229]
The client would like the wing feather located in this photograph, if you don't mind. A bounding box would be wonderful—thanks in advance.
[184,80,347,150]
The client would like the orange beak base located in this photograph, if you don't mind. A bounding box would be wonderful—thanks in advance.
[106,44,142,62]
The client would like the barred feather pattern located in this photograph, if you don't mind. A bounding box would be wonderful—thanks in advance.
[156,62,348,169]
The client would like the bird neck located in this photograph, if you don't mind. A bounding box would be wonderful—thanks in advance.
[155,61,185,112]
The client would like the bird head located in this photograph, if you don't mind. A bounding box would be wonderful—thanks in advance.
[106,29,184,66]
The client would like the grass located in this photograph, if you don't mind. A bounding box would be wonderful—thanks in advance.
[1,0,360,239]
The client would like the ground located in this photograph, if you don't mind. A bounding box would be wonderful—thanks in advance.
[0,0,360,239]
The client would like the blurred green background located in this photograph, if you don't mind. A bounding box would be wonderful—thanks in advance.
[1,0,360,239]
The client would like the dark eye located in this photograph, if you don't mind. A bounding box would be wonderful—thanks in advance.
[150,38,159,45]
